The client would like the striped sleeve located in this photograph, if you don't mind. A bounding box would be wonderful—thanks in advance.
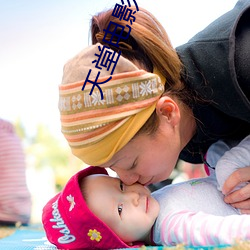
[160,210,250,246]
[0,119,31,224]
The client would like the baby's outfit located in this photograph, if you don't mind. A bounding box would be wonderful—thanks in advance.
[152,135,250,246]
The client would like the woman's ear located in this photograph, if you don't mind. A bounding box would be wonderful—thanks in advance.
[156,96,180,126]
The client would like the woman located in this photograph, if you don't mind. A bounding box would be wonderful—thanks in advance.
[59,0,250,211]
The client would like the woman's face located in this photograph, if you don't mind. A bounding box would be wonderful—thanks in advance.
[100,120,182,186]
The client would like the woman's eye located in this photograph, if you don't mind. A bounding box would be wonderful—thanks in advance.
[120,180,124,191]
[118,204,123,216]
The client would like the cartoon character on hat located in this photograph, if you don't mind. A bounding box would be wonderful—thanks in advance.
[42,166,153,249]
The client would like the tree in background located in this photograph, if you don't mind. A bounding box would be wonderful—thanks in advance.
[14,120,85,192]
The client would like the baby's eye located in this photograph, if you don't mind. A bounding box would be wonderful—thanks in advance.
[120,180,124,191]
[118,204,123,216]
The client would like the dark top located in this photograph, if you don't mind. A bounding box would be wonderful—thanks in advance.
[176,0,250,164]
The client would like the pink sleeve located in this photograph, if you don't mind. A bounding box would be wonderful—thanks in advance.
[0,119,31,224]
[160,210,250,246]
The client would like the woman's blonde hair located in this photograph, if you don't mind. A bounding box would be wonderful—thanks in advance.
[90,7,192,135]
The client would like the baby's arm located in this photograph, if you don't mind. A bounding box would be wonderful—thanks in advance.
[206,140,231,174]
[159,210,250,247]
[215,135,250,193]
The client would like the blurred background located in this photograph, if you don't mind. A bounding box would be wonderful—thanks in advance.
[0,0,238,223]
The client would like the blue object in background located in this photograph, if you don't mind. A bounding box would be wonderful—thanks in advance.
[0,225,232,250]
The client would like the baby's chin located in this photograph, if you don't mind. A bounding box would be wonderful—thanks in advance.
[147,196,160,224]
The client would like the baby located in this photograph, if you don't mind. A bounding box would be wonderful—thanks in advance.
[42,135,250,249]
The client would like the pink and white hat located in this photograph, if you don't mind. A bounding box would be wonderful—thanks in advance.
[42,166,142,249]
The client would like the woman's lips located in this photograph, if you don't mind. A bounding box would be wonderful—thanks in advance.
[146,196,149,213]
[143,177,154,186]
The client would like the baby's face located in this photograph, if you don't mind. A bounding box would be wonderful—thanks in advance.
[84,174,160,244]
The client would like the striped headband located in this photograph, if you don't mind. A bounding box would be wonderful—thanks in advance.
[59,43,165,165]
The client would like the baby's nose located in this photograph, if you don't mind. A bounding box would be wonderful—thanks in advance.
[126,191,140,206]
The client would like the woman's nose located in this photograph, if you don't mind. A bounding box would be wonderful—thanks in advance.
[112,168,139,185]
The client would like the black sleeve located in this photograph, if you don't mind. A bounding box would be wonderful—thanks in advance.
[176,0,250,123]
[235,7,250,100]
[177,0,250,164]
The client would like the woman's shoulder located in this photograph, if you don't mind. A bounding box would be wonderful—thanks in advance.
[176,0,250,123]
